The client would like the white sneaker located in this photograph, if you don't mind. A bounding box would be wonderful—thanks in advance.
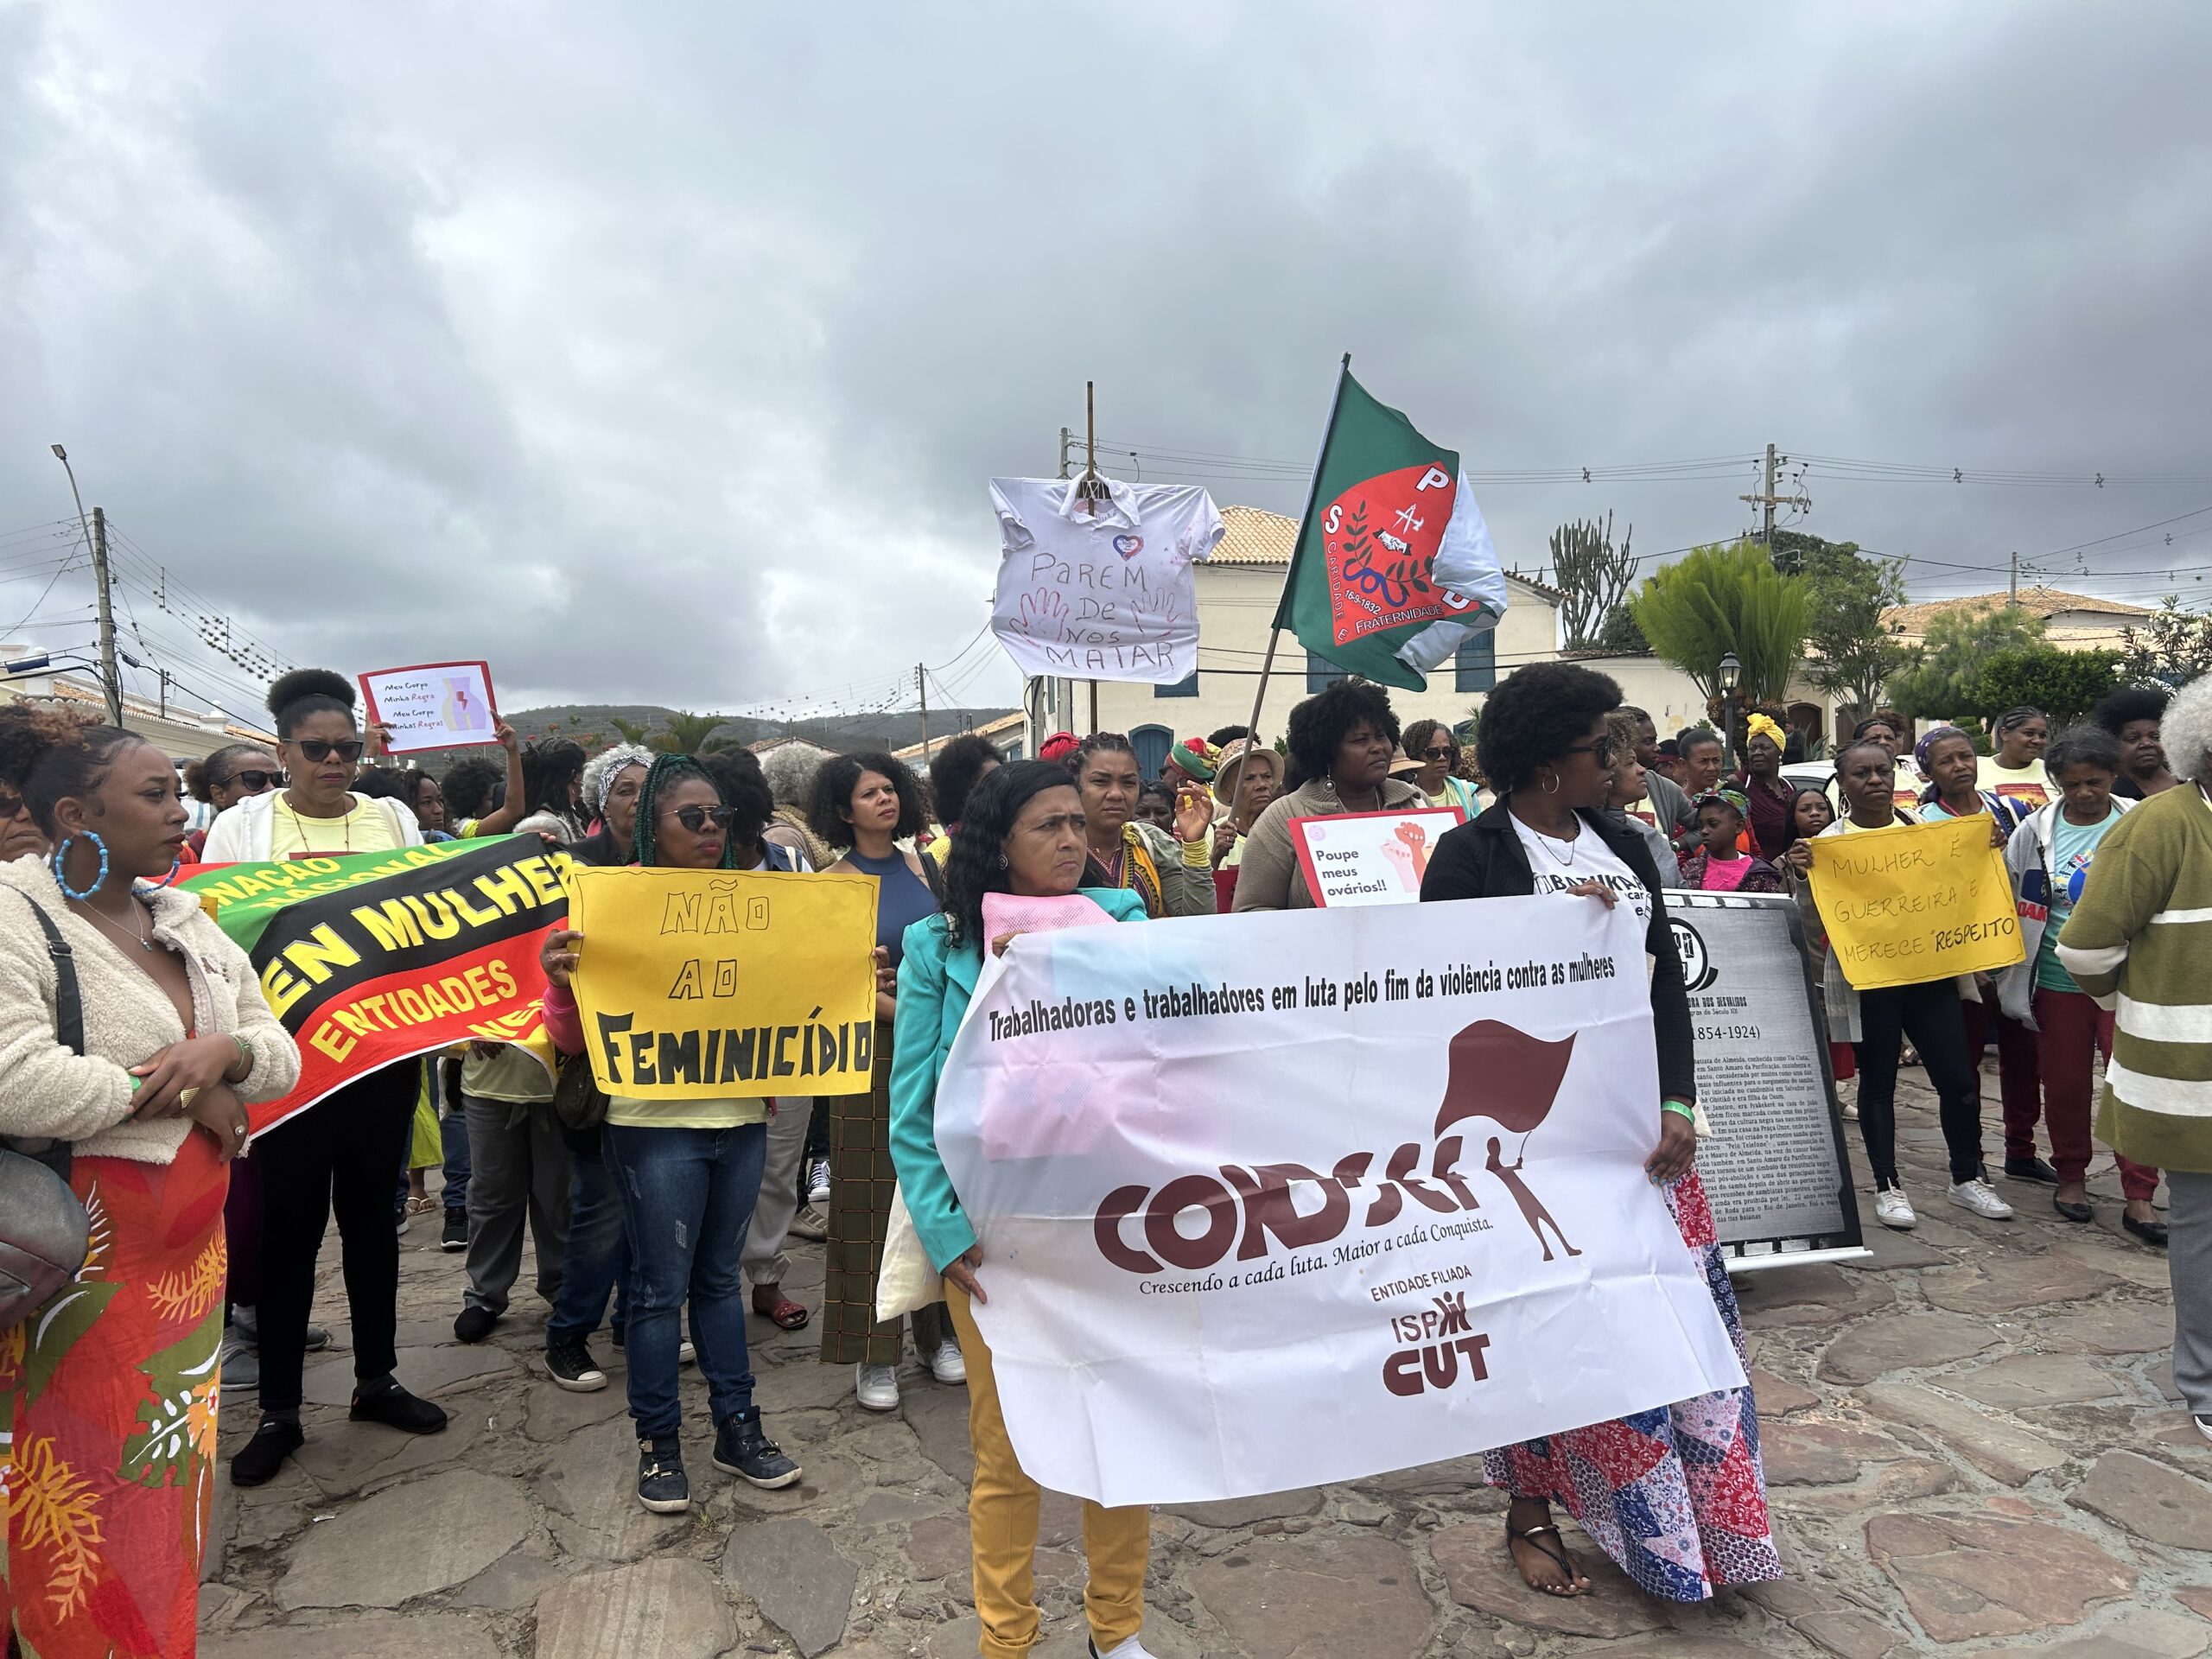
[928,1340,967,1385]
[1873,1187,1917,1230]
[1948,1178,2014,1220]
[678,1340,696,1366]
[2194,1414,2212,1445]
[1089,1636,1157,1659]
[855,1363,899,1411]
[1841,1102,1859,1122]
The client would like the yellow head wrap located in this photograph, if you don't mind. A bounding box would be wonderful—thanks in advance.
[1745,713,1786,752]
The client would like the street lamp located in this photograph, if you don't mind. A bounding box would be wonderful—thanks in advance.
[1716,652,1742,773]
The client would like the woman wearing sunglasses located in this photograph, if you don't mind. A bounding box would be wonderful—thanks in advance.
[1402,717,1483,818]
[210,671,448,1489]
[540,753,806,1512]
[182,741,281,859]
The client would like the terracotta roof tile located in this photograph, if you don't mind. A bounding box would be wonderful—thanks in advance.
[1883,586,2152,634]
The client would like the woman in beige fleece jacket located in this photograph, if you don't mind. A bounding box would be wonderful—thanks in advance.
[0,705,299,1658]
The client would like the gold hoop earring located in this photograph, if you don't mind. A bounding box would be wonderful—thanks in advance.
[1541,771,1560,796]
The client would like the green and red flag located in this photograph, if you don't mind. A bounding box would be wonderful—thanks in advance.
[181,836,569,1136]
[1271,365,1510,691]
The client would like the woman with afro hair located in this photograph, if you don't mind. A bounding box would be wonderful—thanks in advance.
[1231,678,1423,911]
[1420,662,1781,1605]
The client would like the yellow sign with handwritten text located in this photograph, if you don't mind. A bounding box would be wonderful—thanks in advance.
[567,867,880,1100]
[1807,815,2024,991]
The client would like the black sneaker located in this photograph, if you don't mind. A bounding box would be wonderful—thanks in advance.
[441,1209,467,1250]
[2004,1156,2060,1185]
[454,1304,499,1344]
[350,1382,448,1435]
[637,1437,690,1513]
[546,1335,607,1393]
[712,1408,801,1489]
[229,1417,303,1487]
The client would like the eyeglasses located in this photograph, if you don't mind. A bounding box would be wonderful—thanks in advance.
[670,804,737,833]
[220,769,277,793]
[1421,746,1456,760]
[289,740,364,765]
[1562,738,1617,765]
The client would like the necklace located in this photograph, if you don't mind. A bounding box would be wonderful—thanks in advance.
[280,794,353,855]
[75,891,155,952]
[1527,826,1578,868]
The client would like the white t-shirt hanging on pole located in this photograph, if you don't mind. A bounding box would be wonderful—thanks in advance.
[988,476,1225,684]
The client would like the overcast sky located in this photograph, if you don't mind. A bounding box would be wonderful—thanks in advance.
[3,2,2209,728]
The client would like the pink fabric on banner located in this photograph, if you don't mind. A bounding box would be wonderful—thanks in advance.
[978,890,1121,1160]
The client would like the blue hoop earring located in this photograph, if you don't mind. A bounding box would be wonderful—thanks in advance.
[148,854,184,888]
[51,832,109,901]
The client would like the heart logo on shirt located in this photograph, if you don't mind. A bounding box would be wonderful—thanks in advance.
[1112,534,1143,559]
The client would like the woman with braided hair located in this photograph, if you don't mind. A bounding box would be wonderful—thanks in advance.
[539,753,804,1512]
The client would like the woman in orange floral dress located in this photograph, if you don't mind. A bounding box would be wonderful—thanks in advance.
[0,707,300,1656]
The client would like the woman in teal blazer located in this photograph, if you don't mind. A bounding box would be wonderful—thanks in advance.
[887,760,1156,1659]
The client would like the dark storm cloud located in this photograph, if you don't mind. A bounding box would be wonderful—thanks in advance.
[2,2,2206,722]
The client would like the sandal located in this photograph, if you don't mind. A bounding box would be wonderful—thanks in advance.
[752,1285,810,1331]
[1505,1515,1589,1598]
[405,1196,438,1216]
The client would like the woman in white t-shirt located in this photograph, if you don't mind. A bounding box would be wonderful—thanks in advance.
[1980,705,2053,815]
[1783,739,2012,1234]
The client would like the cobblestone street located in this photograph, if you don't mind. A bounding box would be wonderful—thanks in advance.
[202,1070,2212,1659]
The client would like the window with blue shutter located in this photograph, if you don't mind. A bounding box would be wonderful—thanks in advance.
[1453,631,1497,693]
[1154,671,1198,698]
[1130,725,1172,780]
[1306,652,1352,692]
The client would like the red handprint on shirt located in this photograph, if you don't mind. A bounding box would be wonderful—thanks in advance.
[1015,588,1071,640]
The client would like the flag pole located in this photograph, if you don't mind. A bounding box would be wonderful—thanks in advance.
[1223,353,1351,804]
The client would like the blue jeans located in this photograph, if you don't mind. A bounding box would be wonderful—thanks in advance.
[548,1147,630,1344]
[603,1122,766,1440]
[442,1105,473,1211]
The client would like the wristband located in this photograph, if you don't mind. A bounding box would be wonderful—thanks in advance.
[1660,1100,1697,1123]
[226,1033,254,1083]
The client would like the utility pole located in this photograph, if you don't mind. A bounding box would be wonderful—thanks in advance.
[1739,442,1811,550]
[916,663,931,760]
[91,507,121,727]
[2009,550,2019,607]
[1058,427,1072,480]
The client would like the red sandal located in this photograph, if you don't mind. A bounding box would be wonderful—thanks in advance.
[752,1285,810,1331]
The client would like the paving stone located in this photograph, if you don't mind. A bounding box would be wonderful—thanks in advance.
[1737,1262,1897,1325]
[1191,1535,1433,1657]
[1921,1252,2122,1315]
[1866,1505,2137,1643]
[1795,1608,1910,1658]
[1034,1618,1204,1658]
[1552,1636,1767,1658]
[275,1468,537,1610]
[2044,1302,2177,1355]
[287,1409,483,1497]
[1955,1352,2129,1409]
[535,1558,734,1659]
[1758,1419,1910,1486]
[1430,1518,1668,1637]
[1750,1367,1820,1416]
[2073,1449,2212,1550]
[1775,1456,1961,1515]
[1979,1605,2212,1657]
[1351,1452,1490,1496]
[721,1516,860,1656]
[906,1382,977,1484]
[300,1342,516,1406]
[539,1417,692,1561]
[2055,1236,2178,1291]
[1858,1382,2070,1485]
[1160,1488,1323,1528]
[202,1613,503,1659]
[523,1375,632,1441]
[449,1547,569,1610]
[1817,1311,2002,1384]
[1852,1225,1954,1270]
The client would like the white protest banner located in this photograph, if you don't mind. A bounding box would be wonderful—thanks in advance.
[360,661,499,754]
[988,477,1224,683]
[1289,807,1464,906]
[934,897,1745,1507]
[1667,892,1866,1268]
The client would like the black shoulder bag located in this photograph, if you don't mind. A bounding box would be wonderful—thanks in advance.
[0,896,94,1328]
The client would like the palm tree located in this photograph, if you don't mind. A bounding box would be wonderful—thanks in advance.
[654,711,728,755]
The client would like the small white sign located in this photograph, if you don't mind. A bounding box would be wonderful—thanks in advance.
[1289,807,1465,906]
[359,660,499,754]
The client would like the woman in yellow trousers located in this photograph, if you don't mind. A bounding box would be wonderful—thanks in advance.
[887,761,1155,1659]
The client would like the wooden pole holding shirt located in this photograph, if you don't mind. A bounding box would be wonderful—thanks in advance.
[1220,353,1352,805]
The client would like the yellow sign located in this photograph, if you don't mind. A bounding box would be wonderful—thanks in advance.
[568,867,880,1100]
[1807,815,2025,991]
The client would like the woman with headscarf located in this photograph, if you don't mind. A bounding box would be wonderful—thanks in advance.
[1418,662,1779,1605]
[2051,676,2212,1437]
[1982,705,2052,813]
[887,760,1162,1659]
[1733,712,1796,860]
[1206,737,1281,909]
